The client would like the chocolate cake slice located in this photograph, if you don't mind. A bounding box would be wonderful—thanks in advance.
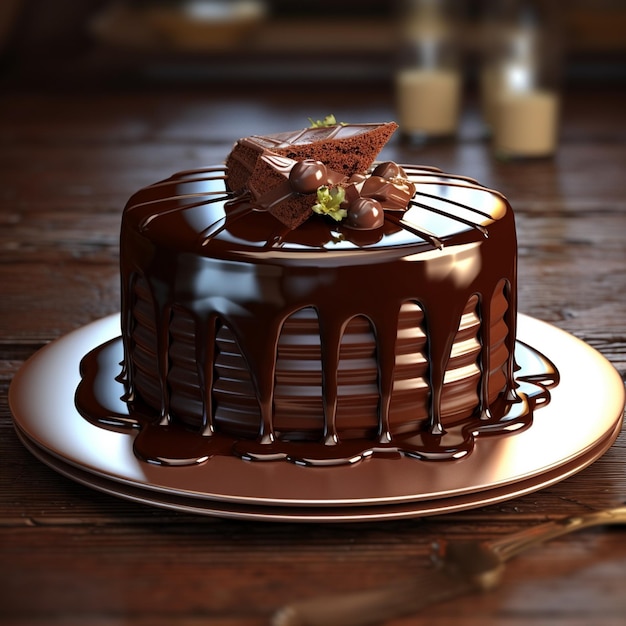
[242,154,346,229]
[225,121,398,195]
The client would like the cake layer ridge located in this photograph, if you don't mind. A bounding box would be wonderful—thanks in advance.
[129,279,511,442]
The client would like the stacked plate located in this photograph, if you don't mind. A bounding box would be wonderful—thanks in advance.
[10,314,624,522]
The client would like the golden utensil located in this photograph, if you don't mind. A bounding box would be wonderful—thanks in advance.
[273,505,626,626]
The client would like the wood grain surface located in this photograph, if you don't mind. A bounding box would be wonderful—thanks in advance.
[1,85,625,626]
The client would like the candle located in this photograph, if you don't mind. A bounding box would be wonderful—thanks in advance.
[492,89,559,158]
[395,68,461,138]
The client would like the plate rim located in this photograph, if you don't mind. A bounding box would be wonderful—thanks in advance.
[9,313,625,513]
[14,418,623,522]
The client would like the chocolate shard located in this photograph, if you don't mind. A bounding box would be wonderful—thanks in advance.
[225,121,398,195]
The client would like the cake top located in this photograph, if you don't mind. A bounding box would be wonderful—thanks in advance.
[123,164,510,261]
[122,118,512,260]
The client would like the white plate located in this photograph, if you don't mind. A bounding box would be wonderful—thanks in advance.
[9,314,625,521]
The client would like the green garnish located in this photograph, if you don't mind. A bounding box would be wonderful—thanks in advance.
[312,186,347,221]
[308,114,345,128]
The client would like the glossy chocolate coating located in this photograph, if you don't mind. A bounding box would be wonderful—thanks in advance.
[345,196,385,230]
[371,161,407,179]
[360,174,415,212]
[288,160,328,194]
[75,164,549,467]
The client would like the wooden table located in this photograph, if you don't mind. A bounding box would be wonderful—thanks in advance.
[1,84,625,625]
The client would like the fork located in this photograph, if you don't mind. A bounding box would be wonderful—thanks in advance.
[272,505,626,626]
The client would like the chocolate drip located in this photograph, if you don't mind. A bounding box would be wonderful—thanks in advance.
[197,313,218,435]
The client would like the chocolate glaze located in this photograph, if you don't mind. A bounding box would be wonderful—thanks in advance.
[75,164,561,467]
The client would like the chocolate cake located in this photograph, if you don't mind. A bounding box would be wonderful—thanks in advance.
[75,121,553,467]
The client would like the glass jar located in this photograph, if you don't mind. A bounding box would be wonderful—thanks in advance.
[394,0,462,141]
[481,0,562,158]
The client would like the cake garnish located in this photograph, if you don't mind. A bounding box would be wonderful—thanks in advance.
[340,162,417,230]
[308,114,345,128]
[311,185,347,221]
[251,156,417,231]
[288,160,329,194]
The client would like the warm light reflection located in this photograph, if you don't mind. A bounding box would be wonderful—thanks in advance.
[404,242,482,289]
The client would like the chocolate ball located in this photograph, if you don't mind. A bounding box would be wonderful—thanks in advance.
[289,160,328,194]
[346,197,385,230]
[371,161,407,180]
[348,173,367,184]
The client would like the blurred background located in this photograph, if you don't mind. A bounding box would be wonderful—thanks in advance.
[0,0,624,159]
[0,0,624,90]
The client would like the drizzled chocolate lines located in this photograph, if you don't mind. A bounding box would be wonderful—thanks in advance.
[166,165,228,179]
[415,190,494,221]
[243,123,386,150]
[386,168,502,238]
[408,199,489,237]
[199,199,251,246]
[136,193,232,232]
[383,211,444,249]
